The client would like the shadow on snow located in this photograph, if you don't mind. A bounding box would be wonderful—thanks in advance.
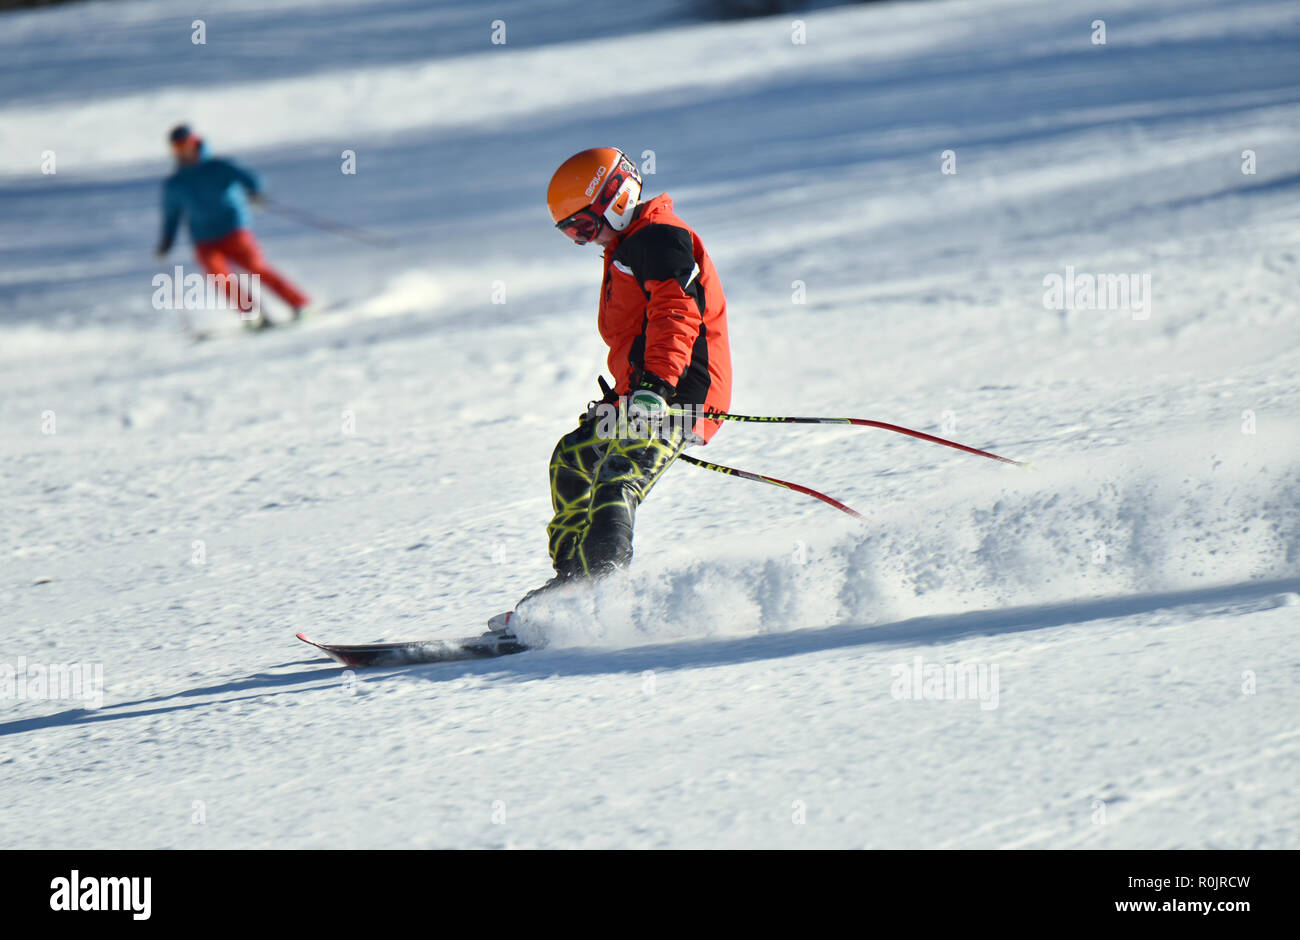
[3,576,1294,737]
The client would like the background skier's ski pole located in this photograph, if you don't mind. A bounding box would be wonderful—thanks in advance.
[700,412,1029,467]
[678,453,864,518]
[259,196,396,248]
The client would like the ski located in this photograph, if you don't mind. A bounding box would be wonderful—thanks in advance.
[182,300,351,343]
[296,628,528,667]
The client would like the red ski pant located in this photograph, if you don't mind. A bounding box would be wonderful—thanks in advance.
[194,228,309,312]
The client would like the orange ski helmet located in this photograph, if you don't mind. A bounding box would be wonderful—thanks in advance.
[547,148,642,245]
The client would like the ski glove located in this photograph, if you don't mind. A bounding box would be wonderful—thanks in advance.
[628,371,675,418]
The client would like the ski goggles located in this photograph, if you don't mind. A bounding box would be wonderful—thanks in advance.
[555,206,606,246]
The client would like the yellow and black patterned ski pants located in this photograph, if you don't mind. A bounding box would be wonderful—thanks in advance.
[546,413,687,578]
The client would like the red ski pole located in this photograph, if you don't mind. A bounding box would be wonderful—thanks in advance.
[670,408,1030,516]
[699,412,1029,468]
[677,453,864,518]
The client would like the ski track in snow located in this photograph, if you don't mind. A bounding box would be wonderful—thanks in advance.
[1,0,1298,848]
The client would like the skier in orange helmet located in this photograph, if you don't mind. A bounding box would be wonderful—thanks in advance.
[511,147,732,612]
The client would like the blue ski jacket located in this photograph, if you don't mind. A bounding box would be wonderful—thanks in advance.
[159,143,262,249]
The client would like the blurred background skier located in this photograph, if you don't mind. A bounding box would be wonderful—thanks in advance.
[502,147,733,624]
[155,124,310,328]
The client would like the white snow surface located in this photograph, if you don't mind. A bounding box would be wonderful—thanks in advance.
[2,0,1299,848]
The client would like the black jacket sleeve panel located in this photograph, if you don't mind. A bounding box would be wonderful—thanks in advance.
[613,221,711,403]
[614,223,698,293]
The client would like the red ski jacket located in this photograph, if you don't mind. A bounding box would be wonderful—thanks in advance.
[599,194,732,442]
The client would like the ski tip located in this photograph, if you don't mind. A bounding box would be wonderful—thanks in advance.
[295,632,313,643]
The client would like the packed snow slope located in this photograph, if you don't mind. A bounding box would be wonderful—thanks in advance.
[2,0,1298,848]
